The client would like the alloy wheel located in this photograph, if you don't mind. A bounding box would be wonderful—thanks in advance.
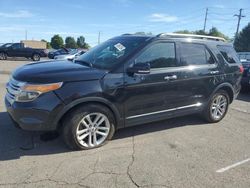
[210,94,228,120]
[0,53,5,60]
[33,54,40,61]
[76,113,110,148]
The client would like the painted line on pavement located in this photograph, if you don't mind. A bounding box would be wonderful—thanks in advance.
[216,158,250,173]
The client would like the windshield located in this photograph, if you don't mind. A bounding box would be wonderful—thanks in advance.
[1,43,12,48]
[75,38,147,69]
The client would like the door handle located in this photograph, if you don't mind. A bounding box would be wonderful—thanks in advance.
[164,75,177,81]
[210,71,219,75]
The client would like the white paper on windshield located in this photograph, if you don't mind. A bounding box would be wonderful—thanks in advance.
[114,43,126,51]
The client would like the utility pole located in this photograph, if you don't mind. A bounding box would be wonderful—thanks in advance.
[25,30,27,40]
[203,8,208,32]
[98,31,101,44]
[234,8,245,36]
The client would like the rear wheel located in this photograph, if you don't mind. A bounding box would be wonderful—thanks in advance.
[0,52,7,60]
[32,53,40,61]
[203,90,229,123]
[62,104,115,150]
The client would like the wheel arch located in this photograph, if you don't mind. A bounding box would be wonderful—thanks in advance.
[212,83,235,103]
[55,97,123,130]
[32,52,41,56]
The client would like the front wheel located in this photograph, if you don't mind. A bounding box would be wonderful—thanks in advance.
[32,53,40,61]
[62,104,115,150]
[203,90,229,123]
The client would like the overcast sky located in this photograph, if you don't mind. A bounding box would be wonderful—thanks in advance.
[0,0,250,46]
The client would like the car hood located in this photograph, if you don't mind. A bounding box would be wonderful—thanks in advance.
[12,60,107,83]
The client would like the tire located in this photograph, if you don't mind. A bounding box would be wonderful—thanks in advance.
[62,104,116,150]
[0,52,7,60]
[202,90,230,123]
[32,53,40,61]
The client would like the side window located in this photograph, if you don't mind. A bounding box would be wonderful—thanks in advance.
[180,43,215,65]
[206,49,215,64]
[217,45,239,64]
[12,43,21,49]
[135,42,176,69]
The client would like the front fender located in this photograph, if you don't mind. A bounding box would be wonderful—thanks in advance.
[53,97,124,130]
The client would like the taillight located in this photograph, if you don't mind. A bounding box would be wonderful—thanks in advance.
[239,65,244,73]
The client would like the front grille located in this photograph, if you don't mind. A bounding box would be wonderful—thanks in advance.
[6,78,25,104]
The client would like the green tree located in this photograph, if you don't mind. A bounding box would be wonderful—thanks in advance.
[83,43,91,49]
[234,23,250,52]
[65,36,77,48]
[41,39,51,49]
[174,27,229,41]
[208,27,229,40]
[50,35,64,49]
[174,30,193,34]
[76,36,85,48]
[194,30,206,35]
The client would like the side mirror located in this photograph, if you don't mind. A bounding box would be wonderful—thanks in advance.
[127,63,150,75]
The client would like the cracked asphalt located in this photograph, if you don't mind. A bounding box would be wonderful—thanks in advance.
[0,60,250,188]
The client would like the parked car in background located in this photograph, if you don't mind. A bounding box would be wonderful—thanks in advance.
[48,48,70,59]
[238,52,250,90]
[54,49,86,61]
[238,52,250,61]
[0,43,47,61]
[240,59,250,89]
[5,33,243,150]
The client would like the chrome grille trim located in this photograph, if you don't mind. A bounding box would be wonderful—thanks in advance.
[6,78,26,104]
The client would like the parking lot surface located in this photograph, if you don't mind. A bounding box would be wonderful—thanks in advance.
[0,60,249,188]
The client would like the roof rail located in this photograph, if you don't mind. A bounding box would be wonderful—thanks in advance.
[156,33,226,42]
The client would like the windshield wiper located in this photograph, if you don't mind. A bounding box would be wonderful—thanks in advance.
[74,60,93,68]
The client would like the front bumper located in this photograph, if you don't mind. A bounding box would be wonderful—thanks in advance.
[5,92,64,131]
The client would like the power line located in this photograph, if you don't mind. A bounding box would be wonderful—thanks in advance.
[234,8,246,36]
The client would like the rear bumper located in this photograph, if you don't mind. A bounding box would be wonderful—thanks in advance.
[5,92,64,131]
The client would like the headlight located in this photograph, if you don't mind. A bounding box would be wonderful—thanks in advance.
[16,82,63,102]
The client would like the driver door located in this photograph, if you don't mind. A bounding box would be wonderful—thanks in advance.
[8,43,22,57]
[123,41,186,126]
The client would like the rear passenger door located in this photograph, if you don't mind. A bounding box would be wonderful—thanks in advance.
[176,42,219,111]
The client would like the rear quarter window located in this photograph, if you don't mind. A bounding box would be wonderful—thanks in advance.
[180,43,215,66]
[217,45,240,64]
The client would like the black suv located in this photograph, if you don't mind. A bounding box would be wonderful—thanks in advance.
[5,33,242,150]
